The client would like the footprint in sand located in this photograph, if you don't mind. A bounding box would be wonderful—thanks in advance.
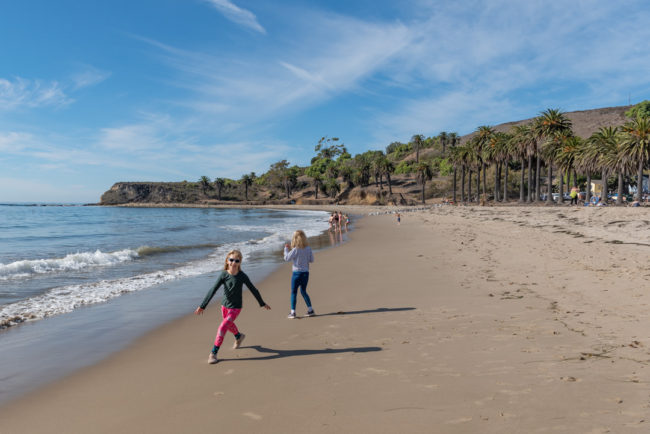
[243,412,263,420]
[223,369,235,375]
[357,367,390,377]
[560,376,580,382]
[445,417,472,424]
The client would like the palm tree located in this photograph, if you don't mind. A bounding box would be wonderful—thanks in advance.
[439,131,448,154]
[240,174,253,201]
[448,146,462,203]
[587,127,619,202]
[508,125,533,202]
[449,132,460,149]
[493,132,511,202]
[601,132,633,205]
[199,176,212,195]
[377,157,395,195]
[536,109,573,204]
[456,145,472,203]
[475,126,495,201]
[416,162,434,204]
[620,116,650,202]
[575,138,599,203]
[554,136,582,202]
[214,178,226,200]
[412,134,424,163]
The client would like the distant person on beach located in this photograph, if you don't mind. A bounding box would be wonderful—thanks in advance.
[194,249,271,364]
[328,212,338,231]
[284,230,315,319]
[570,187,579,205]
[343,214,350,229]
[396,212,401,225]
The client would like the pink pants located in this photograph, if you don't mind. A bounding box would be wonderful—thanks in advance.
[215,306,241,347]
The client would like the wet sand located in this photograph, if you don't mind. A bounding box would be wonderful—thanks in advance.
[1,205,649,433]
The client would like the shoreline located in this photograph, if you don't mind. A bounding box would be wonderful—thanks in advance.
[2,206,649,432]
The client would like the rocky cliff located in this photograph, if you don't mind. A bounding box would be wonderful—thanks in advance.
[100,182,203,205]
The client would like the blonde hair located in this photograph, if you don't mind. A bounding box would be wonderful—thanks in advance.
[223,249,243,270]
[291,230,308,249]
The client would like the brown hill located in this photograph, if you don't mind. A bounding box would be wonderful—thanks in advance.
[459,105,631,144]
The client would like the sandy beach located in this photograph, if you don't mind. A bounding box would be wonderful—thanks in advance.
[1,205,649,433]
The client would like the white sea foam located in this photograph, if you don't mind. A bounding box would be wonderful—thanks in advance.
[0,249,140,280]
[0,212,331,328]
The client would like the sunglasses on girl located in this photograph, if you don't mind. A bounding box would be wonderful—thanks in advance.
[228,258,241,263]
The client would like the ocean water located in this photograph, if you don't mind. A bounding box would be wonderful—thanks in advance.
[0,205,331,328]
[0,204,339,403]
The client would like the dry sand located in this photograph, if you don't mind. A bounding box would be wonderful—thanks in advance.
[1,205,649,433]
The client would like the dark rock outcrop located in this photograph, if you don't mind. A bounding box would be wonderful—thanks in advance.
[100,182,202,205]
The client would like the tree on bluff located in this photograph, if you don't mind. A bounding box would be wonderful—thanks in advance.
[625,100,650,119]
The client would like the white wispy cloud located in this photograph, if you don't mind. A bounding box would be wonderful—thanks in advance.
[139,11,413,131]
[71,66,111,90]
[366,0,650,140]
[0,77,71,110]
[203,0,266,34]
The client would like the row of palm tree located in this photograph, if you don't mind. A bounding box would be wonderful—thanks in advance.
[448,109,650,204]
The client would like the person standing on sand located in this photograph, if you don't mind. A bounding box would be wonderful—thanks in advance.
[570,187,579,205]
[284,230,315,319]
[194,249,271,364]
[396,212,401,225]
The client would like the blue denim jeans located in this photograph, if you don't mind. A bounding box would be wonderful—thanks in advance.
[290,271,312,311]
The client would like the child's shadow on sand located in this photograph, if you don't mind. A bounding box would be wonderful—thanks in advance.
[218,307,413,362]
[222,345,382,361]
[318,307,415,316]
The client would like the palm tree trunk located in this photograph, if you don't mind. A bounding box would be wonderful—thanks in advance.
[503,161,509,202]
[617,172,624,205]
[546,165,553,204]
[586,173,591,203]
[482,163,487,200]
[421,180,426,204]
[387,174,393,195]
[637,159,644,202]
[535,155,541,202]
[573,169,578,188]
[452,168,457,203]
[558,170,564,203]
[476,168,480,203]
[601,170,607,201]
[527,156,532,202]
[520,160,526,202]
[462,167,467,203]
[494,164,499,202]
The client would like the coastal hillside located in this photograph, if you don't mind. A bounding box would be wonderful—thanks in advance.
[100,104,642,206]
[458,105,631,145]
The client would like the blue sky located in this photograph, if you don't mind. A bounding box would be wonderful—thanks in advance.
[2,0,650,202]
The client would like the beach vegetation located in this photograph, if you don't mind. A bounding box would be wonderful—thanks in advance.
[240,174,253,201]
[625,100,650,119]
[214,178,226,200]
[411,134,424,163]
[620,115,650,201]
[416,162,434,204]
